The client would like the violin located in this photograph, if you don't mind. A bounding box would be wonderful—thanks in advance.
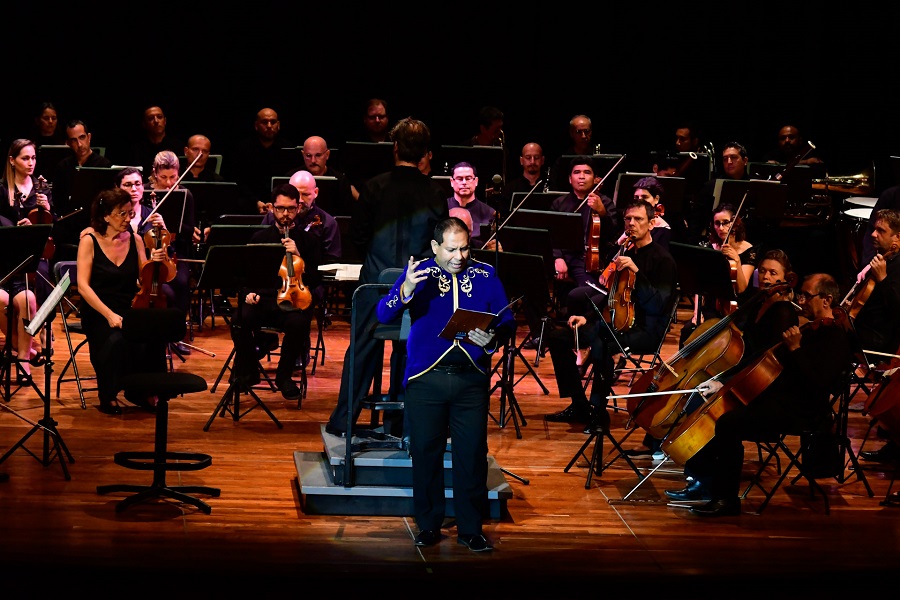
[626,281,792,439]
[276,224,312,311]
[20,176,56,260]
[132,223,175,308]
[602,236,636,333]
[714,192,748,316]
[662,311,849,465]
[586,213,602,272]
[841,247,899,319]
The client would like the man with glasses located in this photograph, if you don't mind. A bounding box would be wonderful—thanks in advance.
[229,183,322,401]
[447,162,495,249]
[665,273,853,517]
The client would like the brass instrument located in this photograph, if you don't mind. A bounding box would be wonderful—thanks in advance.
[813,163,875,196]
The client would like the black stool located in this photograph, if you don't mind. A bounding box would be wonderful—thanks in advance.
[96,308,220,514]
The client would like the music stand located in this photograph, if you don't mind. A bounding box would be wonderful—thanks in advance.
[213,214,264,226]
[340,141,394,188]
[472,250,551,439]
[182,181,241,224]
[198,244,286,431]
[508,192,562,213]
[505,209,584,253]
[669,242,736,303]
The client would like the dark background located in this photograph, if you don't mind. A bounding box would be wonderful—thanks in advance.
[6,4,897,184]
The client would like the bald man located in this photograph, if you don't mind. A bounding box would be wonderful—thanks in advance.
[226,107,295,213]
[263,170,342,264]
[500,142,546,211]
[301,135,359,214]
[449,206,501,252]
[183,134,224,182]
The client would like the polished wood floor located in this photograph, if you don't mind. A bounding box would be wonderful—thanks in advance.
[1,301,898,596]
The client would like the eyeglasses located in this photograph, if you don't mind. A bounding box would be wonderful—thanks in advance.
[796,290,827,302]
[453,176,475,183]
[121,181,144,188]
[575,129,592,136]
[273,206,298,214]
[114,209,137,218]
[713,220,732,227]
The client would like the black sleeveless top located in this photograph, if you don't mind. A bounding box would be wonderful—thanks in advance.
[80,231,140,329]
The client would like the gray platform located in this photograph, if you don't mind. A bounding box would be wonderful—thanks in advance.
[294,426,513,517]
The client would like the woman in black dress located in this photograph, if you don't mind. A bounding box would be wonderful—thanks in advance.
[76,187,167,414]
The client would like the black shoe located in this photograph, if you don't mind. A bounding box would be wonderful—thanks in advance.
[457,534,493,552]
[16,373,33,386]
[98,400,122,416]
[325,423,347,437]
[522,336,540,350]
[174,342,192,355]
[665,479,710,501]
[623,448,654,457]
[415,529,440,547]
[860,443,900,463]
[276,378,302,400]
[582,409,611,434]
[545,404,592,423]
[689,498,741,517]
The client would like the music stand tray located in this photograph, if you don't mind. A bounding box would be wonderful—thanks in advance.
[505,209,584,252]
[197,244,286,430]
[668,242,736,301]
[508,192,562,213]
[205,225,269,248]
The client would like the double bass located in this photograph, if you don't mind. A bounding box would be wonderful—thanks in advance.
[626,281,792,439]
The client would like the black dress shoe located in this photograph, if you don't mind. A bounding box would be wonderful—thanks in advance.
[415,529,440,547]
[623,448,654,457]
[324,423,347,437]
[689,498,741,517]
[665,479,710,501]
[98,401,123,416]
[545,404,592,423]
[276,378,303,400]
[860,443,900,463]
[457,533,493,552]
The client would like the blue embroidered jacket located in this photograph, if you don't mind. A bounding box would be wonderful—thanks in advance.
[377,257,516,387]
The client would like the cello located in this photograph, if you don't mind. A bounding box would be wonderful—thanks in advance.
[662,312,850,465]
[862,345,900,445]
[626,281,792,439]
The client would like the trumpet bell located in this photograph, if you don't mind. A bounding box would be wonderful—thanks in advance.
[813,162,875,196]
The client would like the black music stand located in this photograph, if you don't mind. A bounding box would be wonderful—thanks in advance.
[0,259,74,480]
[340,141,394,188]
[0,225,52,398]
[199,244,286,431]
[182,181,242,225]
[508,192,562,213]
[472,250,551,440]
[717,179,787,244]
[504,209,584,253]
[669,242,737,304]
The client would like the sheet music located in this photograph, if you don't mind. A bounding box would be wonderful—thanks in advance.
[25,271,69,336]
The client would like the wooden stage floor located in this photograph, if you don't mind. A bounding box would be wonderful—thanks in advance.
[0,306,898,595]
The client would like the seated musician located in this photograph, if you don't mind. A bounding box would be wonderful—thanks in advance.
[851,209,900,463]
[229,183,322,401]
[76,188,169,415]
[665,273,853,517]
[549,155,619,308]
[544,199,677,431]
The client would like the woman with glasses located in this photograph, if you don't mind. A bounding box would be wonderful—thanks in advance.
[76,187,168,414]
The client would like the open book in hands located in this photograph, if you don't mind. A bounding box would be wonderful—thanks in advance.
[438,296,522,345]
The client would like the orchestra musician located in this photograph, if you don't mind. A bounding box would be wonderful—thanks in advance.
[550,155,619,311]
[228,183,322,401]
[447,161,496,250]
[0,139,55,381]
[76,188,169,415]
[665,273,852,517]
[851,209,900,463]
[544,199,677,431]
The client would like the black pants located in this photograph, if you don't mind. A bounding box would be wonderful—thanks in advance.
[231,299,312,383]
[406,364,490,536]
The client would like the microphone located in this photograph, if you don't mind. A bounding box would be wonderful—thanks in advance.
[487,174,503,199]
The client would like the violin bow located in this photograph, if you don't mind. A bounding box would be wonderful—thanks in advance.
[140,151,203,228]
[480,179,542,250]
[722,191,748,246]
[575,154,627,212]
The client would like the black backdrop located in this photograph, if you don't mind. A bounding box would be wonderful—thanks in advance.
[6,4,898,185]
